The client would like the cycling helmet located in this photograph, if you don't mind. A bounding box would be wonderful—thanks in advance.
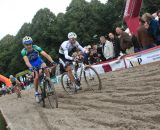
[22,36,33,44]
[68,32,77,39]
[9,75,14,79]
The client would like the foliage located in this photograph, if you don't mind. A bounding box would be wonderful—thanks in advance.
[141,0,160,14]
[0,0,158,76]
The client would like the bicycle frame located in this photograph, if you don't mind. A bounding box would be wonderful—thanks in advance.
[33,67,46,81]
[72,61,87,82]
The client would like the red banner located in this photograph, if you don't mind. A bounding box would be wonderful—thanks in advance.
[123,0,142,35]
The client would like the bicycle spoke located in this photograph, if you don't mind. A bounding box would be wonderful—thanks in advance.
[61,72,76,94]
[83,66,102,90]
[45,79,58,108]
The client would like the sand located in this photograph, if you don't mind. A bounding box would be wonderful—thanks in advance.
[1,62,160,130]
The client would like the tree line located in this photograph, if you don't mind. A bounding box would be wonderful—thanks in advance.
[0,0,159,76]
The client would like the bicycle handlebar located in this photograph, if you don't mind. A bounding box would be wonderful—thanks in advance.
[31,65,57,79]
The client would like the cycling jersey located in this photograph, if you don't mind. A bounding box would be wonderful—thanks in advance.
[21,45,43,61]
[21,45,44,68]
[59,40,85,60]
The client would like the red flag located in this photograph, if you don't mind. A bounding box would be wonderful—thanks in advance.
[123,0,142,35]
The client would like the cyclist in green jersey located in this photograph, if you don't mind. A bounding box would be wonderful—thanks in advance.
[21,36,55,102]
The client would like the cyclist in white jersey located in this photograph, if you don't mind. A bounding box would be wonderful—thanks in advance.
[59,32,86,90]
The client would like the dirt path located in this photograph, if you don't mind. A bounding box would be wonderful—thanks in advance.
[1,62,160,130]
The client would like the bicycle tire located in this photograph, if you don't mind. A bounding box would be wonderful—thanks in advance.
[45,78,58,108]
[39,85,46,108]
[14,86,21,98]
[83,66,102,90]
[17,92,21,98]
[61,72,76,94]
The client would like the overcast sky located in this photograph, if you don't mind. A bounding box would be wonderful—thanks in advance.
[0,0,107,40]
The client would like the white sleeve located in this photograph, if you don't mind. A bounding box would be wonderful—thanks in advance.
[60,41,73,60]
[64,50,74,60]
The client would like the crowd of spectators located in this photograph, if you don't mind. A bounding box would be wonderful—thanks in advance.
[82,10,160,65]
[1,11,160,92]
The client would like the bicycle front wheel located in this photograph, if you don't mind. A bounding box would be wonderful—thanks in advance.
[45,78,58,108]
[39,85,46,108]
[61,72,76,94]
[83,66,102,90]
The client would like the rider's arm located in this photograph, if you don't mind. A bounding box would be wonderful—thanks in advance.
[64,50,74,60]
[23,56,32,68]
[15,79,20,85]
[33,45,54,63]
[21,49,32,68]
[40,51,54,63]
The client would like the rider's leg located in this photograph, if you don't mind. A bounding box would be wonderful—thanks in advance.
[32,71,40,102]
[32,71,39,92]
[14,84,21,98]
[65,65,75,82]
[41,63,50,78]
[66,65,81,90]
[16,80,21,91]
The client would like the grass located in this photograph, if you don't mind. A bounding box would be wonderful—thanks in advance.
[0,111,7,130]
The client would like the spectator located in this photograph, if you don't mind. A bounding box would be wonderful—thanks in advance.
[97,43,106,61]
[156,10,160,25]
[137,17,155,50]
[115,27,133,53]
[142,13,160,45]
[100,36,114,60]
[88,45,101,64]
[2,84,6,96]
[108,32,121,58]
[88,49,97,64]
[83,45,91,64]
[131,34,141,52]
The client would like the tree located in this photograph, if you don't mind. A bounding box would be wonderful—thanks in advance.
[30,8,56,51]
[0,0,157,76]
[141,0,160,14]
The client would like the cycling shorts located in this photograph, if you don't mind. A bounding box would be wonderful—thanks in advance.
[59,53,72,68]
[30,57,44,68]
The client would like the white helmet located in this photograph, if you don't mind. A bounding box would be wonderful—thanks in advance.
[9,75,14,79]
[22,36,33,44]
[68,32,77,39]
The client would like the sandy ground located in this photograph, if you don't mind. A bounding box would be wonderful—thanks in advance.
[1,62,160,130]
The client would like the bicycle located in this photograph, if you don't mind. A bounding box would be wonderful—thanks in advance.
[61,59,102,94]
[10,81,21,98]
[33,66,58,108]
[14,85,21,98]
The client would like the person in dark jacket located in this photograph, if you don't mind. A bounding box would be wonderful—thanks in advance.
[108,32,121,58]
[137,17,155,50]
[142,13,160,45]
[115,27,133,53]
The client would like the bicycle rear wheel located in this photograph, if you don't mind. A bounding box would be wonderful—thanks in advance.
[14,85,21,98]
[83,66,102,90]
[45,79,58,108]
[61,72,76,94]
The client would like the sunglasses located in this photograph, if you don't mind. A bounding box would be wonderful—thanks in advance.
[25,44,32,46]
